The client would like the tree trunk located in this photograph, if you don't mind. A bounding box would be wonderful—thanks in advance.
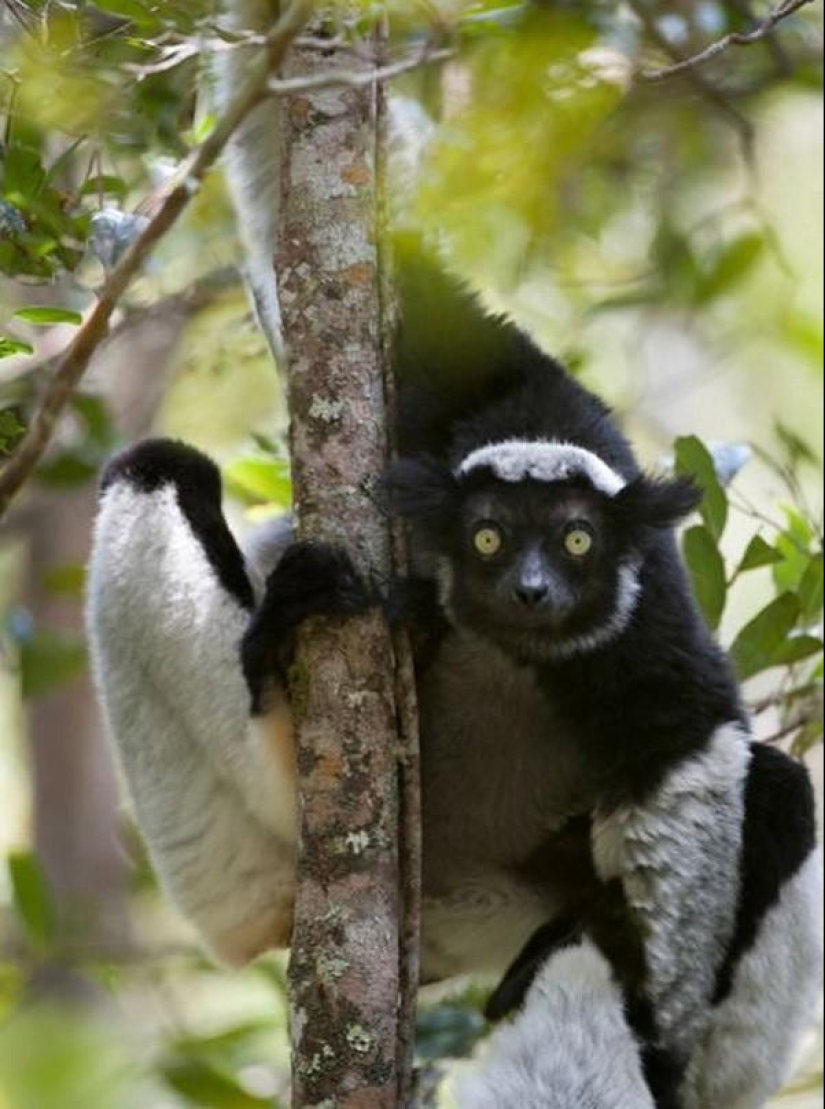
[277,16,419,1108]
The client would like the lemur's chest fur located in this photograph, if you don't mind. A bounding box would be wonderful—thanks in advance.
[418,630,595,888]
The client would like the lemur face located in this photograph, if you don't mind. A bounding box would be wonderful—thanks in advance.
[446,478,642,662]
[387,437,699,664]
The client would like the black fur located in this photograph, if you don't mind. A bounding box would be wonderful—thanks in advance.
[534,536,744,803]
[390,351,743,803]
[484,915,584,1022]
[713,741,817,1003]
[389,331,749,1107]
[101,439,255,611]
[612,473,702,536]
[241,541,374,714]
[627,996,688,1109]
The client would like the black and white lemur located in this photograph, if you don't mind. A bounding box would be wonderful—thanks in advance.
[85,4,822,1107]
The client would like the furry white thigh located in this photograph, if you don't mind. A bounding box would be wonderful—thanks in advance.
[683,850,824,1109]
[455,940,655,1109]
[87,478,296,963]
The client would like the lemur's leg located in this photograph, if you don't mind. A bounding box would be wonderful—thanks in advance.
[87,440,298,965]
[591,725,820,1108]
[584,721,752,1096]
[455,939,656,1109]
[488,722,758,1106]
[681,743,822,1109]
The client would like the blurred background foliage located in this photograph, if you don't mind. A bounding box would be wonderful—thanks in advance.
[0,0,822,1105]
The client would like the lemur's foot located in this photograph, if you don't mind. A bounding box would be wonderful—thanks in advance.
[241,541,373,711]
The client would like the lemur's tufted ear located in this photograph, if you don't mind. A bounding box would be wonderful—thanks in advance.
[383,455,460,525]
[612,473,701,532]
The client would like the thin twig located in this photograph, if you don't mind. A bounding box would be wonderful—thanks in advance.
[751,682,821,715]
[628,0,757,160]
[763,718,811,746]
[0,0,316,521]
[642,0,817,82]
[267,45,454,96]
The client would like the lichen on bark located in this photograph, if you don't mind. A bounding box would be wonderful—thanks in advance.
[277,13,418,1107]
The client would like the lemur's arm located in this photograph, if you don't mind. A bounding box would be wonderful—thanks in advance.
[86,440,298,965]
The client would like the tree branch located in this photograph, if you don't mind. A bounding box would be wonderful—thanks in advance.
[0,0,315,521]
[628,0,756,160]
[641,0,817,82]
[266,44,453,96]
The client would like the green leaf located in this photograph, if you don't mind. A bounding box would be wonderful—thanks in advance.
[223,457,292,508]
[79,175,129,201]
[799,554,824,621]
[169,1020,272,1060]
[683,525,727,630]
[792,721,824,759]
[36,451,98,488]
[675,436,728,541]
[774,508,815,594]
[729,593,801,681]
[736,535,784,575]
[0,337,34,359]
[162,1058,271,1109]
[775,421,820,468]
[773,636,824,668]
[71,393,115,448]
[7,850,56,955]
[20,630,87,699]
[2,143,46,198]
[43,564,87,597]
[696,232,765,303]
[0,410,25,454]
[783,312,824,367]
[13,306,83,326]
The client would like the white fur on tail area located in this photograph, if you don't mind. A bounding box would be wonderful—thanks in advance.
[683,850,824,1109]
[86,480,296,965]
[456,940,654,1109]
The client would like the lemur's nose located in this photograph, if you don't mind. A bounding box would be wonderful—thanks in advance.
[513,583,550,608]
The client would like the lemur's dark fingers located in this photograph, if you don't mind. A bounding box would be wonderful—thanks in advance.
[265,540,375,616]
[241,540,376,710]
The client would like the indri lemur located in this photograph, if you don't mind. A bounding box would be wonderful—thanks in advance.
[86,3,821,1105]
[87,314,821,1107]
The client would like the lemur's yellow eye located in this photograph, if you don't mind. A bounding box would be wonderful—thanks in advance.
[564,527,593,558]
[474,526,503,557]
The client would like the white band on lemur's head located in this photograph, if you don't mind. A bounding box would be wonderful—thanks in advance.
[456,440,627,497]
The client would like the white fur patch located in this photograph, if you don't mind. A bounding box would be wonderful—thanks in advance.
[592,722,751,1059]
[455,939,654,1108]
[683,849,824,1109]
[542,559,642,661]
[86,479,297,963]
[457,440,627,496]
